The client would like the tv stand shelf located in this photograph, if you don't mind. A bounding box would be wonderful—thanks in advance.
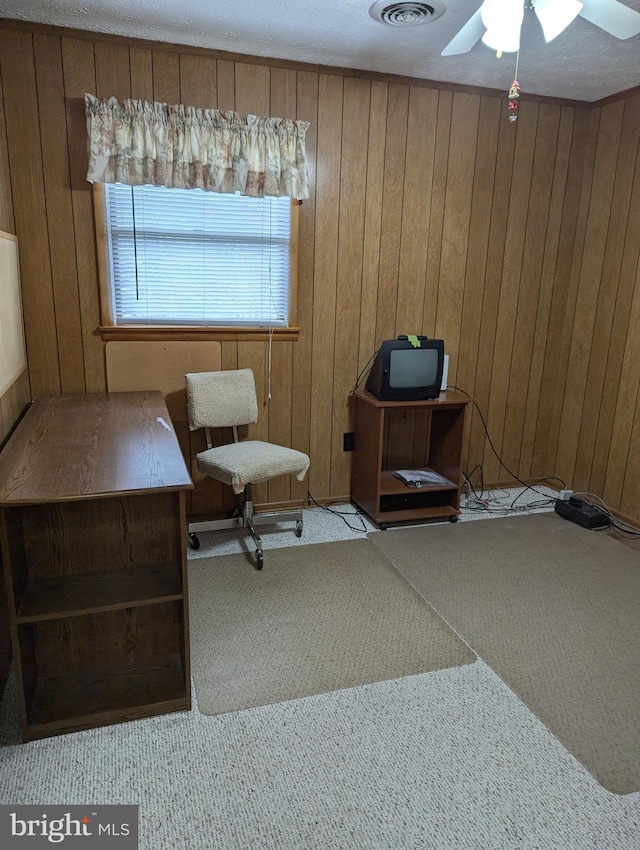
[350,389,472,528]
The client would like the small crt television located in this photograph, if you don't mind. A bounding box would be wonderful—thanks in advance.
[365,336,445,401]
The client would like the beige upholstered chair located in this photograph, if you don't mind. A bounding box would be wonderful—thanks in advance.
[185,368,310,569]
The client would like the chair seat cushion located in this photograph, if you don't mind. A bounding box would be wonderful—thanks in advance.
[196,441,310,494]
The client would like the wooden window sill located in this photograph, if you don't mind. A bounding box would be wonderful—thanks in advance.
[99,326,301,342]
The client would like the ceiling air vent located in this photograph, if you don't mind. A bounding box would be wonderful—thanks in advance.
[368,1,447,27]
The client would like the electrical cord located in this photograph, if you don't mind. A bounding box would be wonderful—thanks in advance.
[451,385,640,533]
[570,491,640,537]
[306,490,369,533]
[462,481,557,516]
[450,384,566,509]
[351,349,378,395]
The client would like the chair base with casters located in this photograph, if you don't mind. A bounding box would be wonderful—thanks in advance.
[185,368,310,570]
[187,485,303,569]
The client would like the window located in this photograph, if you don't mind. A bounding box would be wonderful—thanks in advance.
[95,184,299,337]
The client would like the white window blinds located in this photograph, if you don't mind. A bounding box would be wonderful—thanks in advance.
[104,184,292,326]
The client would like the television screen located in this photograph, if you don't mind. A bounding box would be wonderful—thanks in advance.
[365,337,445,401]
[388,348,440,389]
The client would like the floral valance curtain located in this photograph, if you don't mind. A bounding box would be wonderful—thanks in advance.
[84,93,310,200]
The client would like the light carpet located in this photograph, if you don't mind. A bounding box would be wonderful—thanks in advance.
[188,537,475,715]
[369,512,640,795]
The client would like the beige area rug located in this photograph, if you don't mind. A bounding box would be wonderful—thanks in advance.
[188,538,475,717]
[369,512,640,795]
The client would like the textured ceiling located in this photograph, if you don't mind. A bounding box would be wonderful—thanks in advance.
[1,0,639,102]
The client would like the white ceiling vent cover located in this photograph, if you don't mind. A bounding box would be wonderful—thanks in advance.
[368,1,447,26]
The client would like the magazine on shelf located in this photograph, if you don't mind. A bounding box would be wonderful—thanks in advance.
[392,469,454,488]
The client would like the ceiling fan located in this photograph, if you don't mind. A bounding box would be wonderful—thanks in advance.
[441,0,640,56]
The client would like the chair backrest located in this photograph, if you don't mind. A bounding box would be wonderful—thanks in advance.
[185,369,259,430]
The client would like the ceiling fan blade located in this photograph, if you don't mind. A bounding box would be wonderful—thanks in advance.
[579,0,640,39]
[441,9,485,55]
[534,0,584,42]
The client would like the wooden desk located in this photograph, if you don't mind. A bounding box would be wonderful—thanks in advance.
[0,392,194,740]
[351,389,472,528]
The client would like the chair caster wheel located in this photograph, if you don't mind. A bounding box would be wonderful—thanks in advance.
[295,519,303,537]
[380,523,388,531]
[255,550,264,570]
[449,516,458,523]
[188,533,200,550]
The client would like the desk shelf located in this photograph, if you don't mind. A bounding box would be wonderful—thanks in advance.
[0,393,193,741]
[15,562,184,623]
[25,654,188,738]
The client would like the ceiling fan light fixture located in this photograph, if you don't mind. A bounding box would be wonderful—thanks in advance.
[480,0,524,52]
[368,1,447,27]
[533,0,584,42]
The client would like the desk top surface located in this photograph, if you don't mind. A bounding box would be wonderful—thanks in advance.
[0,392,193,505]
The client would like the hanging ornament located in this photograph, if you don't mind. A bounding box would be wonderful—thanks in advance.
[508,79,520,122]
[507,50,521,123]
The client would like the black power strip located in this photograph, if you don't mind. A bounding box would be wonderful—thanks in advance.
[554,496,610,530]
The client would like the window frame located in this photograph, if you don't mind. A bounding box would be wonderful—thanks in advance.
[93,183,301,342]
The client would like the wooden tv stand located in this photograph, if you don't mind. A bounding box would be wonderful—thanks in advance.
[350,389,472,528]
[0,392,193,740]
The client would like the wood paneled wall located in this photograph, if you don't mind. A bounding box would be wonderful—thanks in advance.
[0,21,637,525]
[0,51,29,447]
[555,94,640,522]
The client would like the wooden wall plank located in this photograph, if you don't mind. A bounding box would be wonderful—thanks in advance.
[309,73,343,499]
[0,29,60,395]
[591,96,640,497]
[467,109,516,482]
[396,86,438,333]
[422,90,451,339]
[235,62,270,115]
[179,53,217,108]
[502,103,559,477]
[614,235,640,517]
[357,80,387,379]
[331,77,370,498]
[216,60,235,111]
[238,341,269,506]
[576,95,640,494]
[130,47,153,100]
[152,50,180,104]
[520,105,574,479]
[376,83,409,344]
[555,101,624,488]
[532,106,592,479]
[458,95,500,403]
[94,43,131,99]
[33,34,85,393]
[234,62,271,506]
[483,101,539,485]
[604,293,640,510]
[602,147,640,509]
[290,70,318,504]
[270,66,297,119]
[0,66,15,235]
[61,37,105,393]
[267,67,298,504]
[0,370,30,445]
[435,91,480,382]
[266,339,295,504]
[391,85,439,465]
